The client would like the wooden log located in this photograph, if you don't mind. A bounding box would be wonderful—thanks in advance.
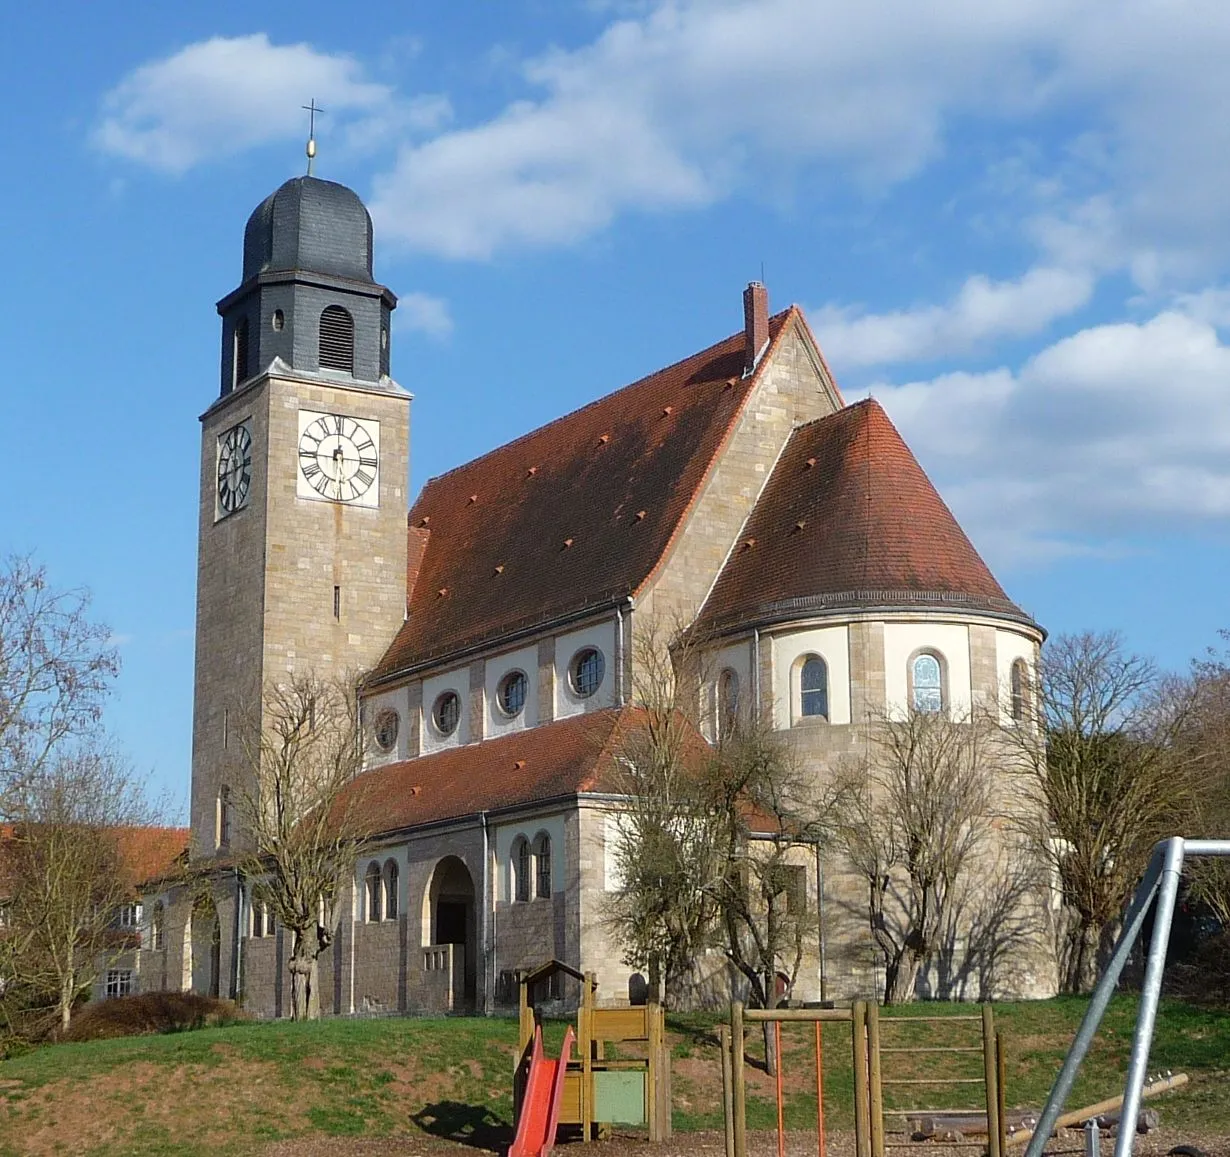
[1004,1073,1189,1147]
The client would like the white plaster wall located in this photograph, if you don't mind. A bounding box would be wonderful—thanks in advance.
[770,625,851,727]
[495,814,567,901]
[603,811,631,892]
[554,620,617,719]
[703,639,754,741]
[485,644,539,738]
[362,685,411,766]
[883,622,972,718]
[995,629,1037,724]
[421,666,470,754]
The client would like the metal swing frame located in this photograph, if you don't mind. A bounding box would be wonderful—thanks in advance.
[1024,837,1230,1157]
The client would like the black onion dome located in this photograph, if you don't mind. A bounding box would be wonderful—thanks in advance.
[242,176,374,283]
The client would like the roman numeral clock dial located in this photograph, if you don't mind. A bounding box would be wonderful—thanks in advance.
[216,420,253,518]
[296,411,380,507]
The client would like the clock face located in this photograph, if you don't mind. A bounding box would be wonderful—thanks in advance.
[216,421,252,517]
[297,412,380,506]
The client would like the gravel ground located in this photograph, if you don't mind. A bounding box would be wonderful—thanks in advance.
[262,1127,1230,1157]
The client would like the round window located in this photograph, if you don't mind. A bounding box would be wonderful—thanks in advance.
[497,670,528,717]
[433,690,461,736]
[271,308,285,331]
[570,648,605,698]
[374,709,400,752]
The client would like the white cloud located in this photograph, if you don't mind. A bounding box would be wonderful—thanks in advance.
[865,301,1230,563]
[94,35,396,173]
[813,266,1094,368]
[396,292,454,340]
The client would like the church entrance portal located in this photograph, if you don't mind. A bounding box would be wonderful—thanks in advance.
[425,856,477,1010]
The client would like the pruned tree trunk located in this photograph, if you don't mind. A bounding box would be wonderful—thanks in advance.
[1068,920,1102,995]
[288,931,315,1021]
[884,949,921,1004]
[59,968,75,1033]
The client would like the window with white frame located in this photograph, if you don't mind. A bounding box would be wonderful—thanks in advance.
[151,901,165,950]
[798,655,829,721]
[116,902,143,929]
[105,970,135,998]
[910,651,945,714]
[251,898,275,938]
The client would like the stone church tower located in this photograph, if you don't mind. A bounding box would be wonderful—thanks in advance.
[189,176,410,859]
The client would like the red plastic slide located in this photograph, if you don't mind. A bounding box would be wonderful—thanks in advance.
[509,1023,576,1157]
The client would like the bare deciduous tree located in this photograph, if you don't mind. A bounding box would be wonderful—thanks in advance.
[833,707,997,1004]
[0,557,118,816]
[235,674,371,1021]
[0,745,159,1031]
[1010,631,1197,994]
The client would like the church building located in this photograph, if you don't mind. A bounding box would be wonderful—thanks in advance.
[141,171,1053,1015]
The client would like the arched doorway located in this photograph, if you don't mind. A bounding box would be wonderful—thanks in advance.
[423,856,477,1010]
[190,895,221,998]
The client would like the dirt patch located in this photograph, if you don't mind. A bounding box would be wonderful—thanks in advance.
[0,1057,310,1157]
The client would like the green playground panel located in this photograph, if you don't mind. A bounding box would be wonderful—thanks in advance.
[593,1070,646,1125]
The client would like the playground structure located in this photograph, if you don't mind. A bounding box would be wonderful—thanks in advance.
[514,960,671,1145]
[720,1002,1007,1157]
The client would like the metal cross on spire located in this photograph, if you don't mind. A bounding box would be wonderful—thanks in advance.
[302,99,325,175]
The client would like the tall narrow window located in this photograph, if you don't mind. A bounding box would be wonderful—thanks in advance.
[151,902,165,950]
[365,862,383,922]
[218,785,232,847]
[514,838,531,902]
[535,834,552,899]
[800,656,829,719]
[911,653,944,714]
[232,316,250,389]
[319,305,354,373]
[383,860,400,920]
[718,669,740,737]
[333,585,341,620]
[1010,659,1029,722]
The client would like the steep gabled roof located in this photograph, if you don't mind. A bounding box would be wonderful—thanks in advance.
[0,824,188,894]
[371,311,795,681]
[340,709,637,835]
[696,398,1034,633]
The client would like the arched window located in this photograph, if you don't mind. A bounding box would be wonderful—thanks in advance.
[1010,659,1029,722]
[319,305,355,373]
[800,656,829,720]
[534,834,552,899]
[365,861,383,922]
[513,837,531,902]
[911,652,944,714]
[383,860,400,920]
[718,668,740,737]
[151,901,165,950]
[232,316,250,389]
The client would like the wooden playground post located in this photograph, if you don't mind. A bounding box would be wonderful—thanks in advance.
[732,1001,748,1157]
[852,1001,871,1157]
[996,1030,1008,1156]
[774,1021,786,1157]
[814,1021,827,1157]
[720,1025,735,1157]
[866,1001,885,1157]
[982,1005,1002,1157]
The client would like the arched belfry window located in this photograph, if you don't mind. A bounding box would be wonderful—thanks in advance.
[319,305,355,373]
[800,656,829,720]
[232,316,250,390]
[911,652,945,714]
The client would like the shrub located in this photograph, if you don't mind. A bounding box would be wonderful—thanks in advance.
[61,992,247,1042]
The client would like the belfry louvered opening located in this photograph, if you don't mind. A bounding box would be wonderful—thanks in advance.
[232,316,250,389]
[319,305,355,373]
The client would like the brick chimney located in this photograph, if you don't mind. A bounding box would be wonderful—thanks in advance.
[743,281,769,374]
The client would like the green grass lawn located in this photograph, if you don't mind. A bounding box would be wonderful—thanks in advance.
[0,997,1226,1157]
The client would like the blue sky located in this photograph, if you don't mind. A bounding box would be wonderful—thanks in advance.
[5,1,1230,818]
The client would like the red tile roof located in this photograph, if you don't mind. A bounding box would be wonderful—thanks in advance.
[341,709,638,834]
[0,824,188,893]
[370,310,797,681]
[696,399,1033,633]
